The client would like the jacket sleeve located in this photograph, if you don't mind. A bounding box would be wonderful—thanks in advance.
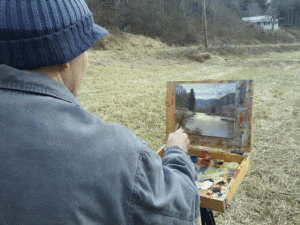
[127,141,200,225]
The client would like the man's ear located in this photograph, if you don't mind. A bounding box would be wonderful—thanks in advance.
[59,63,70,71]
[63,63,70,69]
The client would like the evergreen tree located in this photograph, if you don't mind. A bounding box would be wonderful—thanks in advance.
[247,2,263,16]
[255,0,268,12]
[241,0,252,11]
[188,89,196,112]
[211,106,216,114]
[240,0,268,16]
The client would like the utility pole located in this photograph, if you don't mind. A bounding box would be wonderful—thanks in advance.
[203,0,208,49]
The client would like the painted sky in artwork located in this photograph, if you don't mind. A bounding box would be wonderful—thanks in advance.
[180,82,237,100]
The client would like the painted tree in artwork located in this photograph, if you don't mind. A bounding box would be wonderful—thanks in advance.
[188,88,196,112]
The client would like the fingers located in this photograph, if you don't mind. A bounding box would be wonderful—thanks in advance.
[166,128,190,153]
[168,128,185,139]
[176,129,189,140]
[176,128,184,133]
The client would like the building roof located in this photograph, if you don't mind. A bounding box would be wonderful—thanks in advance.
[242,15,277,23]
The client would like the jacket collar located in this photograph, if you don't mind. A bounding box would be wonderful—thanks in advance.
[0,65,81,107]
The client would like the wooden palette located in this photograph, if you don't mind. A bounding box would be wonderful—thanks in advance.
[157,80,253,213]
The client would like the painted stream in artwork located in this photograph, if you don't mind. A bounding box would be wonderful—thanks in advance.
[184,113,234,138]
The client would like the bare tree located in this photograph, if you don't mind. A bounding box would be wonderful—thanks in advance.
[267,0,282,30]
[267,0,299,30]
[176,85,188,109]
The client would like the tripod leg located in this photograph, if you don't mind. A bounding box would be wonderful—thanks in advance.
[200,207,216,225]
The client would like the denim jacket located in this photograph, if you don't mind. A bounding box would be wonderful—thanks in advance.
[0,65,200,225]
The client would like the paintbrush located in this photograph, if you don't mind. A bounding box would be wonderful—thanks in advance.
[178,115,184,130]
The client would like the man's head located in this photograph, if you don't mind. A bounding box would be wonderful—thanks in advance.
[0,0,108,95]
[28,51,89,97]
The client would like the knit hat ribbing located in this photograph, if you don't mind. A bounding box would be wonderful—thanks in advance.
[0,0,108,70]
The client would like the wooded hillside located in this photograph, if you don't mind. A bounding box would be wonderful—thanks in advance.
[86,0,300,46]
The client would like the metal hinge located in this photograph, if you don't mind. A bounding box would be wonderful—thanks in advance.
[231,150,244,155]
[226,197,231,210]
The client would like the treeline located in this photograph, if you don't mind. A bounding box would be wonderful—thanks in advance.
[175,83,235,117]
[86,0,299,46]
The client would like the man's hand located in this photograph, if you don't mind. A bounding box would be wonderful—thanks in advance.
[166,128,190,153]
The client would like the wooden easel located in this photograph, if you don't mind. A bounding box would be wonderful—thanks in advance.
[157,80,253,218]
[200,207,216,225]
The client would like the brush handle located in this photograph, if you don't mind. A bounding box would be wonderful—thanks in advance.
[178,115,184,129]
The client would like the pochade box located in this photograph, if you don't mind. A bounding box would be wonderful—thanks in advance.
[157,80,253,213]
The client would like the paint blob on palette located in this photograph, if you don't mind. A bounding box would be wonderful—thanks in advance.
[194,159,240,200]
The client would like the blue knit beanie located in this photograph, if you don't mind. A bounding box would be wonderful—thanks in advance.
[0,0,108,70]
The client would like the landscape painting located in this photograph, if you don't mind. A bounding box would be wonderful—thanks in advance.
[175,82,238,139]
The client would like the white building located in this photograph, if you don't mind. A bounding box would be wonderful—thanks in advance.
[242,15,279,30]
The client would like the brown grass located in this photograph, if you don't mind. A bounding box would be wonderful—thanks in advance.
[92,27,168,50]
[92,27,300,61]
[78,35,300,224]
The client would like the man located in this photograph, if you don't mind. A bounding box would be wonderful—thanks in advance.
[0,0,200,224]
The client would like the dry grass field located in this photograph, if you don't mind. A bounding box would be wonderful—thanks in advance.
[77,43,300,224]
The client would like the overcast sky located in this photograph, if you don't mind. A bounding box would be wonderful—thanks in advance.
[180,83,237,100]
